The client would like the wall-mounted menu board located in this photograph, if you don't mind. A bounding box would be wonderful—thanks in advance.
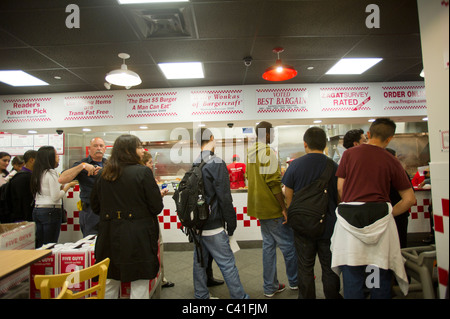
[0,133,64,155]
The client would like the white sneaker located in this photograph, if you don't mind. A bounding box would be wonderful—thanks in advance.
[264,284,286,297]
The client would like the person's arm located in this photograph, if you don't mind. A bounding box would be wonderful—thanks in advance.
[392,188,416,217]
[284,186,294,209]
[58,162,100,184]
[337,177,345,201]
[48,171,76,202]
[215,162,237,235]
[143,168,164,216]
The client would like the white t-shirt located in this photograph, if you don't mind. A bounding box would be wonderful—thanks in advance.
[34,169,65,206]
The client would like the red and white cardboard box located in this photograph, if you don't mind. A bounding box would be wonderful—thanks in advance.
[29,246,59,299]
[0,222,35,295]
[0,221,35,250]
[58,250,89,295]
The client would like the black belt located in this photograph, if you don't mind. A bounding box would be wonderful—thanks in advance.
[35,204,62,208]
[104,211,136,220]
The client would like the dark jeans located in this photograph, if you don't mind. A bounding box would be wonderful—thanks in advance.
[32,207,62,248]
[79,204,99,236]
[294,234,342,299]
[340,265,393,299]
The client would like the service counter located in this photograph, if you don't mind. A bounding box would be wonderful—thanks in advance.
[59,185,433,245]
[409,187,433,233]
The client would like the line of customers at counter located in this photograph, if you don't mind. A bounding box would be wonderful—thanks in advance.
[0,117,420,299]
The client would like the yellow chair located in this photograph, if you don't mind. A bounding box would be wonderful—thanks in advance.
[34,257,110,299]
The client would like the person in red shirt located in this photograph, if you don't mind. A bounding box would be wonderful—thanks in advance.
[227,154,246,189]
[332,118,416,299]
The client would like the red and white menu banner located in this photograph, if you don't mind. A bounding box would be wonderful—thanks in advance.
[126,91,178,118]
[382,85,426,111]
[320,86,371,112]
[63,94,114,121]
[256,88,308,113]
[190,89,243,116]
[1,97,53,124]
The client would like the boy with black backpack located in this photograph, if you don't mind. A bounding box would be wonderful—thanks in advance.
[176,128,248,299]
[282,127,342,299]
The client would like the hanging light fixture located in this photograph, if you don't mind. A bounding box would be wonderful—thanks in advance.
[105,53,142,88]
[262,47,297,81]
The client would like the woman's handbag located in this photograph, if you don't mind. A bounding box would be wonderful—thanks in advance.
[61,200,68,223]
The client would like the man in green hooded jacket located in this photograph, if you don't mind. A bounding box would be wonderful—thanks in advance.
[246,121,298,298]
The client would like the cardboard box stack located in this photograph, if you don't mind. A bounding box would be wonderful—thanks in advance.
[0,222,35,295]
[29,236,161,299]
[29,235,96,299]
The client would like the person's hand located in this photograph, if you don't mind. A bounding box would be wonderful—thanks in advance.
[62,181,78,192]
[83,163,101,176]
[160,188,169,197]
[82,163,96,176]
[68,181,77,188]
[281,209,288,224]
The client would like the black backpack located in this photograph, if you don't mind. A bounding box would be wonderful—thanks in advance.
[172,155,215,265]
[287,158,335,239]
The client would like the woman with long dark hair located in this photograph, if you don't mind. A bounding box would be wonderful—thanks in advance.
[30,146,76,247]
[91,135,163,299]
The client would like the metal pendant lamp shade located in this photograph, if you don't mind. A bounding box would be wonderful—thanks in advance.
[105,53,142,87]
[262,47,297,81]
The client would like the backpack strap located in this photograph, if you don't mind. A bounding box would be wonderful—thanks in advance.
[316,158,335,187]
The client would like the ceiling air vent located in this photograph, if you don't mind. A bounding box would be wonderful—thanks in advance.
[129,8,192,38]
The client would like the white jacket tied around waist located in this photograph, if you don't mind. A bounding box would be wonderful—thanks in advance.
[330,202,409,296]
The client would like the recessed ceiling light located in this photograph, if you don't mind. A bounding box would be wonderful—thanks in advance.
[139,125,148,129]
[198,123,206,127]
[326,58,382,75]
[117,0,189,3]
[0,70,49,86]
[82,128,92,132]
[368,119,376,122]
[313,120,322,124]
[307,66,314,70]
[28,130,37,134]
[158,62,204,80]
[54,76,62,80]
[422,117,428,121]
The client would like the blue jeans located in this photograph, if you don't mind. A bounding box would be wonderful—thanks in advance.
[340,265,393,299]
[79,205,99,236]
[32,207,62,248]
[260,217,298,294]
[193,230,249,299]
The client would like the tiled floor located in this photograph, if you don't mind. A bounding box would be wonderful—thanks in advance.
[161,247,311,300]
[160,233,432,299]
[2,233,433,299]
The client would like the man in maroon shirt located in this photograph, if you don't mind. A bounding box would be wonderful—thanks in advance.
[332,118,416,299]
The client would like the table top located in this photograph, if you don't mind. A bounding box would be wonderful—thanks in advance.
[0,250,52,280]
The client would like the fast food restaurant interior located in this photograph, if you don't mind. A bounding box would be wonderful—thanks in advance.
[0,0,448,301]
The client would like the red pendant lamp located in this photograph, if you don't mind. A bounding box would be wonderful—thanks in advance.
[262,47,297,81]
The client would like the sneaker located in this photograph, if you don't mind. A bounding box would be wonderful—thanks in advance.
[289,285,298,290]
[264,284,286,297]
